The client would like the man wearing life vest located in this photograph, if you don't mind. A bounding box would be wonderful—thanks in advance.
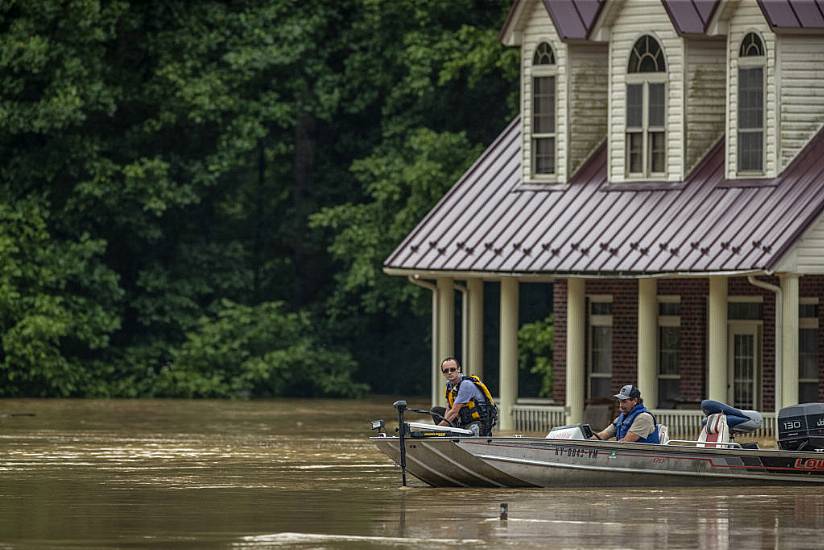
[590,384,661,443]
[430,357,497,436]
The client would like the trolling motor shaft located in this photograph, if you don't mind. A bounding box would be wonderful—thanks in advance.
[393,400,408,487]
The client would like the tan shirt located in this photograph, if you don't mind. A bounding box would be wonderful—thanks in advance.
[602,412,655,440]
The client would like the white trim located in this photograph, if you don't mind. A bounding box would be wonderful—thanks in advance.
[727,321,761,409]
[728,295,764,303]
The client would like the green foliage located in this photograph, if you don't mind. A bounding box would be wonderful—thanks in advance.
[518,316,555,398]
[311,128,480,318]
[0,0,517,397]
[0,199,122,396]
[155,300,366,398]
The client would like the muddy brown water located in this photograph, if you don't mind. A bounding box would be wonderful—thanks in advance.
[0,398,822,549]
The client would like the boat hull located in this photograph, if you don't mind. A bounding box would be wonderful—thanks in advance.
[372,436,824,487]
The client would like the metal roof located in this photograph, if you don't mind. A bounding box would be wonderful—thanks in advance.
[757,0,824,31]
[661,0,721,35]
[500,0,605,43]
[384,118,824,276]
[542,0,606,40]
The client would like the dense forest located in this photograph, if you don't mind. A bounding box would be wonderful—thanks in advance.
[0,0,554,398]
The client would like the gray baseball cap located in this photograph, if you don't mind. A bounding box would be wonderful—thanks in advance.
[614,384,641,400]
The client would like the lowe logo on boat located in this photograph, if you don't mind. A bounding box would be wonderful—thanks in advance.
[794,458,824,471]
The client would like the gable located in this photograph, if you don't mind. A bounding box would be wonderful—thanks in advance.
[501,0,606,44]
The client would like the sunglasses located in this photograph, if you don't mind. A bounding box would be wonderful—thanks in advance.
[442,367,458,374]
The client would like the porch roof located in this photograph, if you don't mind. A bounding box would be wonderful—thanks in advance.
[383,119,824,276]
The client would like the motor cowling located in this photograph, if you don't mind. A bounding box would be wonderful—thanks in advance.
[778,403,824,451]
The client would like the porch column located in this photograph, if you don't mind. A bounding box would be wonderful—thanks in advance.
[437,278,454,407]
[781,274,800,408]
[467,279,484,379]
[637,278,658,408]
[499,278,519,430]
[708,276,728,402]
[431,285,439,407]
[566,278,586,424]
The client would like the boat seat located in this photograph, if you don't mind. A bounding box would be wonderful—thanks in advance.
[697,413,729,448]
[658,424,669,445]
[700,399,763,434]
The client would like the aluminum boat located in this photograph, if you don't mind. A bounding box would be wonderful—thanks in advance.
[372,401,824,487]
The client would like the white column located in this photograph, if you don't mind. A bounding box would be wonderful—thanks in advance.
[637,278,658,408]
[499,278,519,431]
[437,278,454,407]
[431,287,439,407]
[708,276,728,402]
[566,278,586,424]
[781,274,800,408]
[467,279,484,379]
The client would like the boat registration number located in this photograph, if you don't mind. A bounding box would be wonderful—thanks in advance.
[554,446,599,459]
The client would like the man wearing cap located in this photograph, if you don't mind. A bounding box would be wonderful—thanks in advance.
[590,384,661,443]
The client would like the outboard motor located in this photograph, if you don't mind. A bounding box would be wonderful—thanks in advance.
[778,403,824,451]
[700,400,763,433]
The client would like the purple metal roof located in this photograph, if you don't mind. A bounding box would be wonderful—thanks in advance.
[384,119,824,275]
[758,0,824,31]
[501,0,605,43]
[661,0,721,35]
[542,0,606,40]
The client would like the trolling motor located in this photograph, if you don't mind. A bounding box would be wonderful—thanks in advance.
[394,400,408,487]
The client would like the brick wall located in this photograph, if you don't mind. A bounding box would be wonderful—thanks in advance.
[552,275,824,409]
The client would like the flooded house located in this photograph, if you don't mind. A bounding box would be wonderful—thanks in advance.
[383,0,824,437]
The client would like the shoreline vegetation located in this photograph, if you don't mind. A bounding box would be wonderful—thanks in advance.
[0,0,529,398]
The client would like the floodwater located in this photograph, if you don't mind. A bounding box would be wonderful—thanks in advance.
[1,399,823,549]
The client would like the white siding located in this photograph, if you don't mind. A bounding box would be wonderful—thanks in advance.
[608,0,684,182]
[684,38,726,174]
[522,0,567,183]
[726,2,777,179]
[775,210,824,274]
[568,44,609,176]
[779,35,824,169]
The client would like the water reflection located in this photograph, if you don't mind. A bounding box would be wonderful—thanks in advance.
[0,399,822,548]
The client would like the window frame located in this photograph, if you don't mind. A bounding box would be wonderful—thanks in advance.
[625,35,668,180]
[530,41,558,181]
[587,295,613,399]
[736,32,767,176]
[726,296,763,410]
[800,297,819,402]
[657,296,681,408]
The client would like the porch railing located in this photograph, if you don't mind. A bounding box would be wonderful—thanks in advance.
[511,402,776,441]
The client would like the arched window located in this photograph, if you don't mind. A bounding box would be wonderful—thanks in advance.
[626,35,667,177]
[737,33,765,173]
[533,42,555,65]
[531,42,556,176]
[628,35,667,73]
[739,32,765,57]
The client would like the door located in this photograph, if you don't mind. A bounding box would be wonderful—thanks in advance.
[728,323,760,409]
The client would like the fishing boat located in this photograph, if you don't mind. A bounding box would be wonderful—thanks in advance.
[371,401,824,487]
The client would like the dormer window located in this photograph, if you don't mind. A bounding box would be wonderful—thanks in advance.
[626,35,666,178]
[737,32,765,174]
[531,42,556,177]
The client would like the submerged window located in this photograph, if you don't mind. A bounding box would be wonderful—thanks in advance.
[532,42,556,177]
[800,299,820,403]
[658,297,681,409]
[588,298,613,398]
[737,32,765,174]
[626,35,666,178]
